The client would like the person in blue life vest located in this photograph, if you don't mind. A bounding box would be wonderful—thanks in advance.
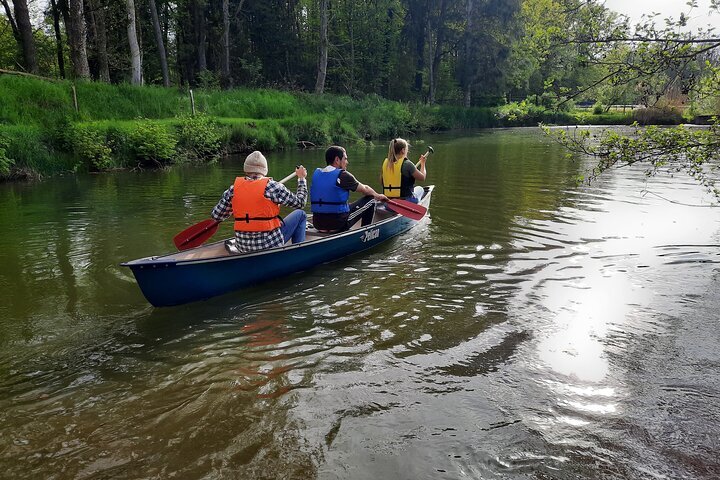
[310,145,389,233]
[381,137,427,203]
[211,151,308,253]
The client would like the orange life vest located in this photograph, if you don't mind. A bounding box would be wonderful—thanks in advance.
[232,177,281,232]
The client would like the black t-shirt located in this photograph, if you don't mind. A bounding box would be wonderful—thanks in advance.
[337,170,360,191]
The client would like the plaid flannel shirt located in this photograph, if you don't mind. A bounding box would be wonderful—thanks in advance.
[211,174,307,253]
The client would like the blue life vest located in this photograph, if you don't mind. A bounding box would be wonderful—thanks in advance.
[310,168,350,214]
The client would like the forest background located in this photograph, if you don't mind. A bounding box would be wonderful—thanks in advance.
[0,0,718,183]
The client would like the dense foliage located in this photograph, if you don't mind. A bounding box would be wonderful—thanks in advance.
[0,75,540,177]
[1,0,713,110]
[538,1,720,199]
[1,0,719,190]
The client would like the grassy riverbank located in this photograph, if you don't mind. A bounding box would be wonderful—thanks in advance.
[0,74,638,180]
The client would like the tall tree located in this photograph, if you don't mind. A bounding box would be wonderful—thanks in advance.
[196,0,207,73]
[126,0,142,84]
[66,0,91,78]
[4,0,38,73]
[221,0,230,87]
[427,0,450,104]
[49,0,66,78]
[460,0,520,106]
[148,0,169,86]
[0,0,17,36]
[461,0,474,106]
[314,0,328,93]
[403,0,428,97]
[546,1,720,198]
[86,0,110,81]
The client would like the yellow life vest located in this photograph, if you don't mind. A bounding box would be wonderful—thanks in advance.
[381,158,403,198]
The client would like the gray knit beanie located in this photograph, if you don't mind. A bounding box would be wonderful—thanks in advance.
[243,151,268,175]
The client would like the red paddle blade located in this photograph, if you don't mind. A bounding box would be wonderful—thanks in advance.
[173,219,220,250]
[386,199,427,221]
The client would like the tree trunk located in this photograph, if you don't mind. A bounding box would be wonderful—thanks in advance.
[0,0,19,42]
[50,0,66,78]
[408,0,426,95]
[126,0,142,84]
[148,0,169,86]
[381,6,393,97]
[348,1,354,93]
[428,0,446,104]
[314,0,328,94]
[176,0,193,85]
[463,0,473,107]
[196,0,207,73]
[221,0,230,87]
[11,0,38,73]
[428,18,435,103]
[89,0,109,81]
[67,0,91,78]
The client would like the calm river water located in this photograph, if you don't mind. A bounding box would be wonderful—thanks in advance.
[1,128,719,479]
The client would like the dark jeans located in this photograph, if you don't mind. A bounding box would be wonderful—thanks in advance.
[280,210,307,244]
[313,196,376,232]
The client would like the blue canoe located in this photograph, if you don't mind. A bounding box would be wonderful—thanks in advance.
[122,185,434,307]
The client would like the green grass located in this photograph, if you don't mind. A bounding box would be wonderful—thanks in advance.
[0,74,650,180]
[0,76,74,126]
[569,110,635,125]
[75,81,188,121]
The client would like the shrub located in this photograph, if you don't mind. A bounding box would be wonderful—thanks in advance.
[0,125,71,175]
[196,70,220,90]
[226,121,287,152]
[0,132,13,176]
[281,116,332,146]
[593,103,604,114]
[496,101,546,126]
[433,105,496,129]
[126,120,177,166]
[177,114,224,160]
[69,125,113,171]
[633,107,684,125]
[329,118,360,144]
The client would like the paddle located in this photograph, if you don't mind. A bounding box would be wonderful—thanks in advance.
[385,198,427,221]
[416,145,434,167]
[173,170,299,251]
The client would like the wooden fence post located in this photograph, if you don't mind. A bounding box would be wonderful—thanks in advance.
[189,89,196,115]
[71,84,78,113]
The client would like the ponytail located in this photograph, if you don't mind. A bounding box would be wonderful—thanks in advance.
[386,138,408,173]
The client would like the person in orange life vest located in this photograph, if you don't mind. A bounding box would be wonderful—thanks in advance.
[380,138,427,203]
[310,145,388,233]
[210,151,308,253]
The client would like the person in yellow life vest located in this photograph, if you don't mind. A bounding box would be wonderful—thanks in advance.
[210,151,308,253]
[381,138,427,203]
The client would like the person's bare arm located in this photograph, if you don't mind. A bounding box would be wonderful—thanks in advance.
[356,183,388,202]
[413,154,427,181]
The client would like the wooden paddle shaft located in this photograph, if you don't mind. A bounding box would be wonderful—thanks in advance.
[278,171,297,184]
